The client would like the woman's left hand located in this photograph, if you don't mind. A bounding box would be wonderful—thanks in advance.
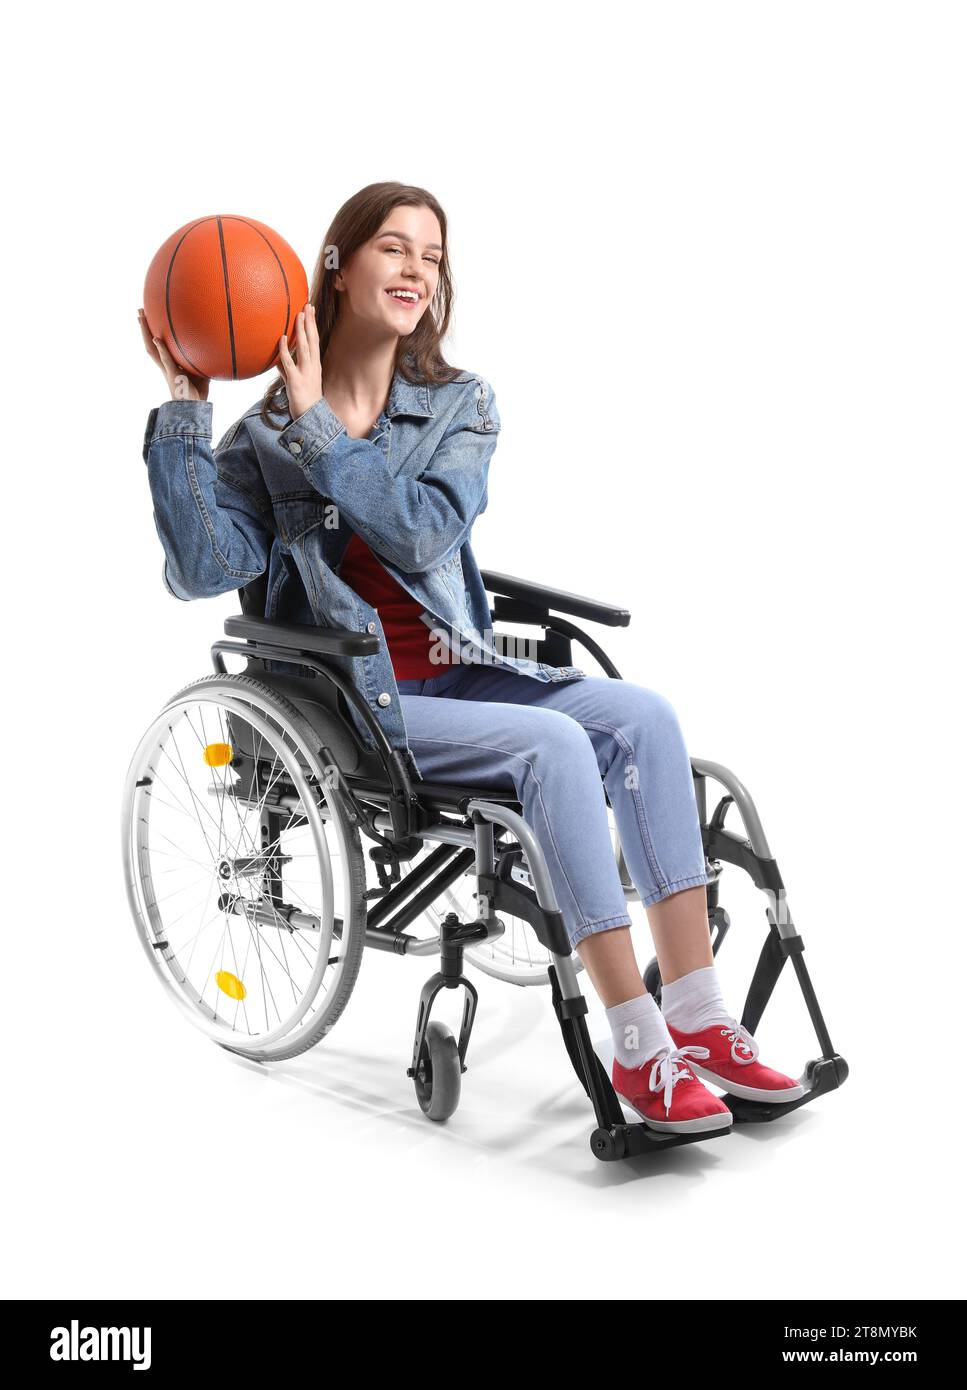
[278,302,322,420]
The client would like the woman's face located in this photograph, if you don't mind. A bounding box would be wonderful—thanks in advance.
[335,204,443,336]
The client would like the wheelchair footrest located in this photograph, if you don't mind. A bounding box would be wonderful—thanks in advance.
[591,1121,732,1162]
[724,1052,849,1124]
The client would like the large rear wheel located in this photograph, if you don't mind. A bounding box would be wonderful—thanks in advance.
[122,674,368,1061]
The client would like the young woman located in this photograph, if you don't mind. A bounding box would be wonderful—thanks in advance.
[139,180,802,1135]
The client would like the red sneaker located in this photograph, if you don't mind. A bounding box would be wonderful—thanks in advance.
[612,1045,733,1134]
[665,1018,805,1103]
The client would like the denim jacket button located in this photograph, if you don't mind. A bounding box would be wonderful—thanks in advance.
[377,692,391,707]
[289,441,302,455]
[366,621,377,634]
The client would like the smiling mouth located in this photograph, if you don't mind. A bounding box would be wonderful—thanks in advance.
[385,288,421,306]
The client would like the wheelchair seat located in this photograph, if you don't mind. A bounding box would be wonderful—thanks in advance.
[344,772,522,815]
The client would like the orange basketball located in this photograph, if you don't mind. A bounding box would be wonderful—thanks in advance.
[143,215,309,381]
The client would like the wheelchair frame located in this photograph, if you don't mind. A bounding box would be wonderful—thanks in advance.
[192,568,848,1162]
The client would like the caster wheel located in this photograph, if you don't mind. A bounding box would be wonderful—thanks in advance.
[414,1021,462,1122]
[643,958,663,1006]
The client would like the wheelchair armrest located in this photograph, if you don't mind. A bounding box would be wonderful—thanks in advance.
[479,570,631,628]
[224,615,379,657]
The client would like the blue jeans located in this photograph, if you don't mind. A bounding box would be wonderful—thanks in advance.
[396,663,709,951]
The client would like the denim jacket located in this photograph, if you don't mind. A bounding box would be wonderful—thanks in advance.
[141,360,586,779]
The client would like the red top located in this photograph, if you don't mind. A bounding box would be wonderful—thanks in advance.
[339,531,440,679]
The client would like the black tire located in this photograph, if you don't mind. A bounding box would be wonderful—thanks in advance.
[643,957,663,1007]
[413,1021,462,1122]
[160,672,369,1062]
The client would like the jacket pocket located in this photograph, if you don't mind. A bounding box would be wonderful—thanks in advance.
[274,495,335,547]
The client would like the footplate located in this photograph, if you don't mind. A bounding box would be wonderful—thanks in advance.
[591,1121,732,1161]
[724,1053,849,1123]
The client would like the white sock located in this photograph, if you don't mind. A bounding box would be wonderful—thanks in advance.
[660,963,734,1033]
[606,991,675,1068]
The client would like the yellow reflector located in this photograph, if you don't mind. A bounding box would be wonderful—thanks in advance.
[204,742,233,767]
[215,971,246,1001]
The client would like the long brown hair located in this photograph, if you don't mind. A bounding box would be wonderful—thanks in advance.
[259,181,463,429]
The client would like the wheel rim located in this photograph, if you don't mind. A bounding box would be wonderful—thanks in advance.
[123,687,355,1052]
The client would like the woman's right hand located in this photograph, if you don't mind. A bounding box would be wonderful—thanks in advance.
[278,302,323,421]
[138,307,210,402]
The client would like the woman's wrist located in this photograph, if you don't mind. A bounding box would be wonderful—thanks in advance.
[154,397,213,430]
[290,392,323,421]
[169,384,208,403]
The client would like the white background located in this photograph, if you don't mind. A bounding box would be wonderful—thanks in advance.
[3,0,964,1300]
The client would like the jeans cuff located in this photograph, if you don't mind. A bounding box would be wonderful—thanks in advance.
[568,912,633,950]
[639,872,710,909]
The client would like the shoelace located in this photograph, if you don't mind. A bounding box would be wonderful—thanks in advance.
[644,1045,711,1115]
[720,1019,760,1065]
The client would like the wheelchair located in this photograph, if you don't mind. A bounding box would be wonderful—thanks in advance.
[122,568,848,1162]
